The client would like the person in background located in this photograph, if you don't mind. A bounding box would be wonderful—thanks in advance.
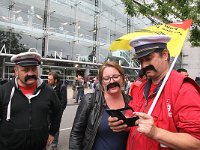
[177,68,189,76]
[92,76,100,93]
[48,71,67,149]
[69,61,132,150]
[0,79,8,85]
[9,73,15,81]
[129,69,146,98]
[75,75,84,103]
[124,75,130,94]
[0,51,62,150]
[72,77,78,99]
[108,35,200,150]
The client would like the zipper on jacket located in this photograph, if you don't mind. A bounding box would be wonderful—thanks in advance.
[27,97,32,129]
[143,92,148,112]
[26,90,41,130]
[27,97,32,147]
[143,91,157,112]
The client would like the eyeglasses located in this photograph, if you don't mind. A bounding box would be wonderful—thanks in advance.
[102,74,121,83]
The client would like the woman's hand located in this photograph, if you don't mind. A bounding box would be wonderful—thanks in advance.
[108,116,130,132]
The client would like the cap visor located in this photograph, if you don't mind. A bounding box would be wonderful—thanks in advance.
[133,49,155,59]
[16,61,40,66]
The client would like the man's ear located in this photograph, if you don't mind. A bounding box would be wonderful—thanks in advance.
[162,49,169,61]
[14,66,18,76]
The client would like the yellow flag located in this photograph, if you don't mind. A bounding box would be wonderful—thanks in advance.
[109,19,192,56]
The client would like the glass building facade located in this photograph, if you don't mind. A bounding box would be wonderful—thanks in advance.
[0,0,153,82]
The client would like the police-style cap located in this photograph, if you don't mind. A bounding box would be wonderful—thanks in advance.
[11,51,42,66]
[130,35,171,59]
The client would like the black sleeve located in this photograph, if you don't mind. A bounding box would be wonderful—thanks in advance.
[69,93,93,150]
[60,85,67,110]
[0,85,3,120]
[49,91,62,136]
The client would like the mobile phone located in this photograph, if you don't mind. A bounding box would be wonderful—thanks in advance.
[105,107,139,127]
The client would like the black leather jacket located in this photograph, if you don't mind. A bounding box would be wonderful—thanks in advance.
[69,91,132,150]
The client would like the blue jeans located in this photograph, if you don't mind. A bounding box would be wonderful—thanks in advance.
[76,89,84,102]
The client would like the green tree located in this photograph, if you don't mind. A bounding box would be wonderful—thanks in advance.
[122,0,200,47]
[0,30,28,54]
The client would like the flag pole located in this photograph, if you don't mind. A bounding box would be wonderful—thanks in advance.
[147,55,179,115]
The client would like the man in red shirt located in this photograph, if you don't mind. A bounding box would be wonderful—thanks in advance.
[108,35,200,150]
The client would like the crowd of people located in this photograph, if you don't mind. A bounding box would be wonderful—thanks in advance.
[0,34,200,150]
[71,75,100,104]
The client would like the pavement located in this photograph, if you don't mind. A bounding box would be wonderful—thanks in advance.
[46,86,93,150]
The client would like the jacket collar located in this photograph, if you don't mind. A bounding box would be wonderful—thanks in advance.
[144,79,163,100]
[101,91,132,107]
[11,77,44,93]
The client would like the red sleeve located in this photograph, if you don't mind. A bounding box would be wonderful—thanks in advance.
[129,83,136,96]
[129,83,140,97]
[174,82,200,140]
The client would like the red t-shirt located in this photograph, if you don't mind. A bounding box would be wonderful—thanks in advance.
[149,83,158,96]
[19,82,37,97]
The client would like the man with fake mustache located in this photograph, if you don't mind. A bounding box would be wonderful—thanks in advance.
[108,35,200,150]
[0,51,62,150]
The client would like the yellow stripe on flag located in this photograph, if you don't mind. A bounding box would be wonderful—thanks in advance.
[109,19,192,57]
[145,20,192,56]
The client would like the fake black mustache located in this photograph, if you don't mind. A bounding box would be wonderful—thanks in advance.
[142,65,157,74]
[24,75,37,82]
[106,82,120,91]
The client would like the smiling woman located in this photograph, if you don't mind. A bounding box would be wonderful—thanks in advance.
[69,61,132,150]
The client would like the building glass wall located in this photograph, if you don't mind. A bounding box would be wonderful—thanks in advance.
[0,0,152,81]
